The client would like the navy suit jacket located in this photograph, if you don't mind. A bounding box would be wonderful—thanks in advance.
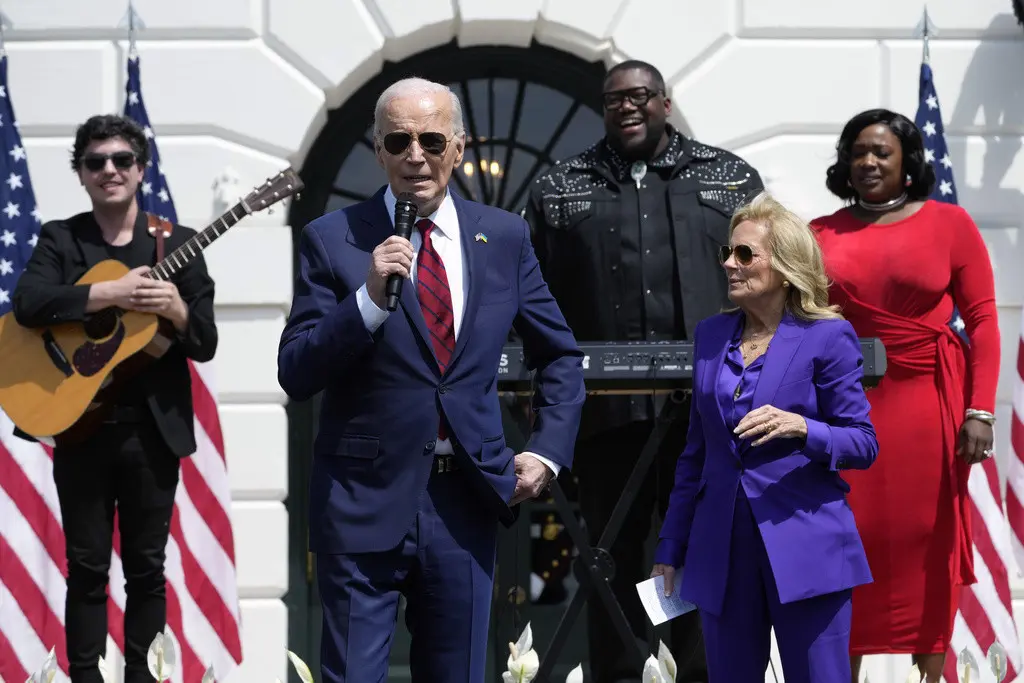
[656,311,878,615]
[278,187,586,554]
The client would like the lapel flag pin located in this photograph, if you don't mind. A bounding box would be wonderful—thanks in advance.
[475,232,488,243]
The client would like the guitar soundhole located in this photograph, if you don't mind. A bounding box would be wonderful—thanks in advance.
[73,317,127,377]
[83,310,119,339]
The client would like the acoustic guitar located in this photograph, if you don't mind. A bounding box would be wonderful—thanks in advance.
[0,167,304,445]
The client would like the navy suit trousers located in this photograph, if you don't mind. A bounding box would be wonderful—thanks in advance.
[316,465,498,683]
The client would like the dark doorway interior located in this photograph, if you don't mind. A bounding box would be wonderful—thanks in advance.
[286,39,606,682]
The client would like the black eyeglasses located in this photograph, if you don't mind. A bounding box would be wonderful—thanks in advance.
[602,87,662,110]
[82,151,137,172]
[719,244,756,265]
[381,131,450,156]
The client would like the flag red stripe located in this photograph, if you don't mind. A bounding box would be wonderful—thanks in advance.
[189,364,225,458]
[0,535,68,672]
[107,524,126,653]
[169,509,243,658]
[0,443,66,574]
[1012,410,1024,472]
[0,627,29,683]
[180,457,236,562]
[1016,336,1024,379]
[968,495,1013,608]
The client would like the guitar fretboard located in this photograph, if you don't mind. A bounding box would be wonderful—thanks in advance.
[147,200,250,281]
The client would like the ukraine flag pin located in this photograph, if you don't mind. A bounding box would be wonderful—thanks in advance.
[475,232,488,243]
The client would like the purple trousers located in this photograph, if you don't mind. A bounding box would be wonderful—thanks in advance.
[700,490,853,683]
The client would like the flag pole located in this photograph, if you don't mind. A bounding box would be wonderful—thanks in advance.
[914,5,938,64]
[0,9,12,58]
[118,0,145,57]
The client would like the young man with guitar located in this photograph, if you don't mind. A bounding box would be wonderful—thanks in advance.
[11,114,217,683]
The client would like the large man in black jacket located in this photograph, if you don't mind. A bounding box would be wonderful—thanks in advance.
[12,114,217,683]
[526,61,764,683]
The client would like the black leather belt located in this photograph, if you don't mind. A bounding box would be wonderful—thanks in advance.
[434,454,459,474]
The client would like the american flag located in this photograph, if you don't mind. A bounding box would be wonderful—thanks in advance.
[0,51,54,682]
[122,51,243,681]
[915,60,1024,682]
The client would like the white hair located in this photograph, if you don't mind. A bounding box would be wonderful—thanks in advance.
[372,77,466,140]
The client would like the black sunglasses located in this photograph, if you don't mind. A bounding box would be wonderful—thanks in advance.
[82,151,137,172]
[602,87,662,110]
[719,244,755,265]
[381,131,450,156]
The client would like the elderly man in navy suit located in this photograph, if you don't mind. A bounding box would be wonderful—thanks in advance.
[277,77,586,683]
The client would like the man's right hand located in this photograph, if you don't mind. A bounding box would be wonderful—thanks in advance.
[366,235,415,309]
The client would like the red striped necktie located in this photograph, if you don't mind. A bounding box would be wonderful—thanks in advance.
[415,218,455,439]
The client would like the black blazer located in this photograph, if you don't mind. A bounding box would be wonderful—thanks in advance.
[11,209,218,458]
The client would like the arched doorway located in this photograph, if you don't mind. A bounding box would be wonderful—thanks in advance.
[286,40,606,682]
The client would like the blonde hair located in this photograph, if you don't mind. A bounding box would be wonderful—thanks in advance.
[728,191,842,321]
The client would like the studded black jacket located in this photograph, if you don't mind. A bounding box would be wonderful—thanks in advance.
[524,127,764,438]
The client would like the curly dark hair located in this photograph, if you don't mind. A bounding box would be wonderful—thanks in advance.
[1015,0,1024,28]
[824,108,936,202]
[70,114,151,172]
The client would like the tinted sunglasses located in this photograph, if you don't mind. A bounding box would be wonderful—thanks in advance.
[719,244,755,265]
[82,151,137,172]
[381,131,449,156]
[602,87,662,110]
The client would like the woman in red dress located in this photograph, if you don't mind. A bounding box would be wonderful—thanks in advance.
[810,108,1000,682]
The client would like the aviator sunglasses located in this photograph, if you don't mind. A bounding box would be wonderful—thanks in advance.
[381,131,450,156]
[82,151,138,172]
[719,244,755,266]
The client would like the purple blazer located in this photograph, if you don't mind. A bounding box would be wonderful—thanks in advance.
[655,310,878,616]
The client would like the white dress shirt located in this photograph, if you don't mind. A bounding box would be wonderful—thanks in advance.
[354,186,559,476]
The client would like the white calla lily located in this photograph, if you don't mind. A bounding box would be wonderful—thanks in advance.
[564,663,584,683]
[957,647,980,683]
[286,650,316,683]
[146,630,178,682]
[97,655,115,683]
[37,648,56,683]
[502,622,540,683]
[656,640,676,682]
[642,654,666,683]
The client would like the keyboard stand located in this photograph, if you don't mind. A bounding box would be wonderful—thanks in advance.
[532,389,688,682]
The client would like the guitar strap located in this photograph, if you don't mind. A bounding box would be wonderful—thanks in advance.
[146,213,174,264]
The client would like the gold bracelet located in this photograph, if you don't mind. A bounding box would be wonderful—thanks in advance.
[965,408,996,425]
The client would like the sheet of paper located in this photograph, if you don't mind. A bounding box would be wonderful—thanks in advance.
[635,572,696,626]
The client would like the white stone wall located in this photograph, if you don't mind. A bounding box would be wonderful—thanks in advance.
[4,0,1021,681]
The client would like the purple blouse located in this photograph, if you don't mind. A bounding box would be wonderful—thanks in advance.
[719,329,766,433]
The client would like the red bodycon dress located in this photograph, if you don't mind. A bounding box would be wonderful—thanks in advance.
[811,200,1000,654]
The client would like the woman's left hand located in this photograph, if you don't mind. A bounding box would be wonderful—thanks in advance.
[957,418,995,465]
[735,405,808,447]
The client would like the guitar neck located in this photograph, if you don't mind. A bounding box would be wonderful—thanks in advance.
[148,200,250,281]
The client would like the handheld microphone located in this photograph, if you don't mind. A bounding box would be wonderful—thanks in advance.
[385,196,418,311]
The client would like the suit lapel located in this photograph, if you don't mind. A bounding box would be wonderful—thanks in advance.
[358,189,436,369]
[447,192,485,373]
[750,312,805,410]
[703,312,737,432]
